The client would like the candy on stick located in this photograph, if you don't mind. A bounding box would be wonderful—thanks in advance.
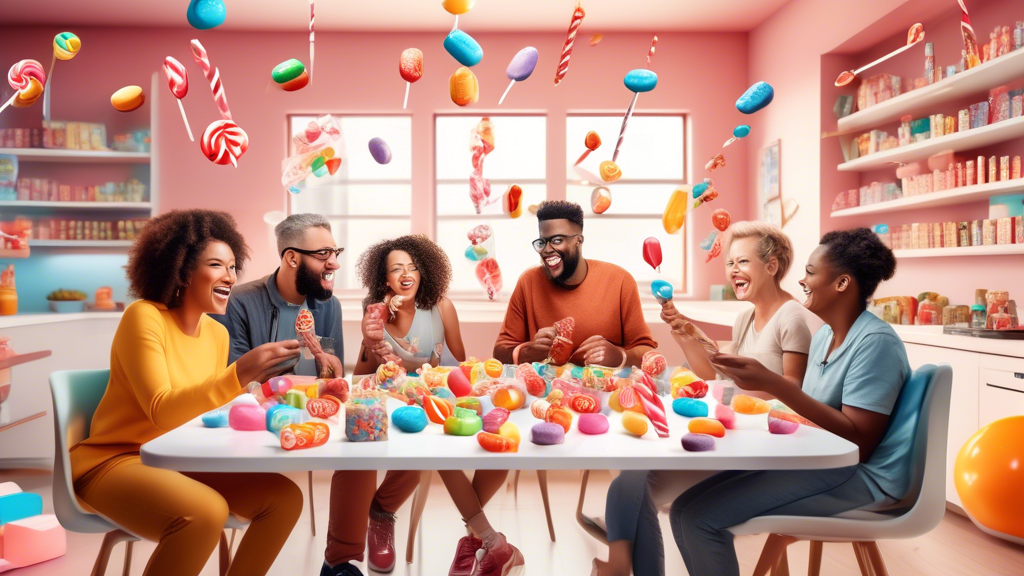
[642,237,662,272]
[613,69,658,162]
[662,186,688,234]
[959,2,981,70]
[399,48,423,109]
[651,279,674,304]
[722,124,750,148]
[190,39,232,120]
[502,185,523,218]
[499,47,538,105]
[369,137,392,164]
[555,2,585,85]
[43,32,80,119]
[187,0,226,30]
[163,57,194,141]
[475,258,502,300]
[1,60,46,115]
[442,0,475,31]
[599,160,622,183]
[705,153,725,171]
[110,86,145,112]
[575,131,601,166]
[272,59,309,91]
[711,209,731,231]
[591,186,611,214]
[309,0,315,82]
[202,119,248,167]
[835,23,927,86]
[445,30,484,67]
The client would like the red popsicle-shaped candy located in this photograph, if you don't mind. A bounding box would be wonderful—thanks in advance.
[400,48,423,82]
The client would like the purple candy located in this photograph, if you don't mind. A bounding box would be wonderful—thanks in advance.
[506,47,539,81]
[578,413,609,435]
[768,417,799,435]
[368,137,392,165]
[482,407,510,433]
[681,432,716,452]
[531,421,565,445]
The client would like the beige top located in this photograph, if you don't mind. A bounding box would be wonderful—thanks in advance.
[732,300,819,375]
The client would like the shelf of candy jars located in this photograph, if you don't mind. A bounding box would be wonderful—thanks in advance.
[892,244,1024,258]
[876,215,1023,258]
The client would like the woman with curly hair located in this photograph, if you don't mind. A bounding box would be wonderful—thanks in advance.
[70,210,303,576]
[354,235,523,576]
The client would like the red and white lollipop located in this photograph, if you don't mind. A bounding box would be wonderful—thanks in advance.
[1,60,46,116]
[163,56,193,141]
[201,120,249,167]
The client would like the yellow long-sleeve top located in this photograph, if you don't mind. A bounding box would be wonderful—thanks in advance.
[71,300,242,484]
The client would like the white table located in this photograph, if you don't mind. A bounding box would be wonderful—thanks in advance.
[141,396,858,473]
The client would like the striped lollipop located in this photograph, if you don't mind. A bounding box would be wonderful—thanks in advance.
[201,120,248,167]
[190,39,232,120]
[163,57,193,141]
[554,2,585,85]
[1,60,46,116]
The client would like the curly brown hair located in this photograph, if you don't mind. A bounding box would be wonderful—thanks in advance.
[125,210,250,308]
[356,234,452,311]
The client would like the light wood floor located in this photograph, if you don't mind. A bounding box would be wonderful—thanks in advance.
[3,468,1023,575]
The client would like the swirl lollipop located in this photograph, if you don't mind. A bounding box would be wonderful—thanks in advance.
[43,32,80,118]
[201,120,249,167]
[163,57,194,141]
[1,60,46,116]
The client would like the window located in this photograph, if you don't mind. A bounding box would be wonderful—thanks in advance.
[566,114,686,291]
[435,115,547,297]
[288,115,412,292]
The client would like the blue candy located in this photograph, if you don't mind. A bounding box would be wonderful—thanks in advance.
[651,280,674,302]
[623,69,658,93]
[186,0,226,30]
[672,397,709,418]
[0,492,43,526]
[392,405,428,433]
[431,387,454,400]
[733,125,751,138]
[444,30,483,67]
[201,408,229,428]
[692,182,709,198]
[873,223,890,234]
[266,404,307,434]
[570,365,586,379]
[699,231,718,251]
[736,81,774,114]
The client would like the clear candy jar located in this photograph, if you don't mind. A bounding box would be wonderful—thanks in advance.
[345,392,389,442]
[970,304,987,329]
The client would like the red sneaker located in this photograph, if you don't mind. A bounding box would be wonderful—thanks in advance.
[449,535,482,576]
[367,501,396,573]
[471,535,524,576]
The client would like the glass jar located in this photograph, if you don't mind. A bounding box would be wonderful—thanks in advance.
[0,287,16,316]
[985,291,1010,328]
[345,393,388,442]
[970,304,987,329]
[954,305,971,327]
[918,301,942,325]
[991,309,1014,331]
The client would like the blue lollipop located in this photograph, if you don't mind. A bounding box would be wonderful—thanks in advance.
[444,30,483,67]
[187,0,226,30]
[612,69,659,162]
[652,279,674,304]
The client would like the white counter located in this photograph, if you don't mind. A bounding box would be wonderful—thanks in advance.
[0,312,123,330]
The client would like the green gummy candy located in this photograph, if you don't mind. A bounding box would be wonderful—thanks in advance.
[272,59,306,84]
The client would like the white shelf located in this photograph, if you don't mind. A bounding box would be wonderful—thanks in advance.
[837,49,1024,133]
[0,148,151,163]
[31,240,133,248]
[838,115,1024,172]
[894,244,1024,258]
[0,201,152,211]
[831,178,1024,218]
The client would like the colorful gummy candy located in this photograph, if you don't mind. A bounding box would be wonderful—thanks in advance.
[530,422,565,445]
[715,403,737,430]
[271,59,309,91]
[622,411,649,436]
[672,397,709,418]
[768,417,800,435]
[392,405,428,433]
[456,397,483,416]
[444,29,483,67]
[444,407,483,436]
[681,433,716,452]
[662,186,689,235]
[546,407,573,433]
[491,386,525,411]
[201,408,228,428]
[306,396,340,419]
[688,418,725,438]
[280,422,329,451]
[228,404,266,431]
[478,431,518,453]
[446,367,472,397]
[516,363,548,397]
[482,407,510,433]
[732,395,771,415]
[568,393,599,414]
[368,137,392,165]
[424,395,455,424]
[578,413,609,435]
[345,395,389,442]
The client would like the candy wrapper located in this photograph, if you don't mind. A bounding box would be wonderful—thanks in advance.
[295,309,315,359]
[516,363,549,397]
[281,114,343,191]
[469,117,498,213]
[475,257,503,300]
[345,392,389,442]
[581,365,618,392]
[280,421,329,450]
[374,360,406,390]
[546,317,575,365]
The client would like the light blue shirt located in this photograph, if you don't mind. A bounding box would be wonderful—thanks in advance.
[802,310,911,501]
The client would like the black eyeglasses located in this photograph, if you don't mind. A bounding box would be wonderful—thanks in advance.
[281,246,344,261]
[532,234,582,253]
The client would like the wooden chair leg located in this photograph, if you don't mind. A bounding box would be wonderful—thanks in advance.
[513,470,520,500]
[405,471,432,565]
[852,542,874,576]
[753,534,794,576]
[575,470,609,543]
[863,542,889,576]
[122,540,133,576]
[536,470,556,542]
[772,549,791,576]
[219,531,230,576]
[308,470,316,537]
[91,530,135,576]
[807,541,823,576]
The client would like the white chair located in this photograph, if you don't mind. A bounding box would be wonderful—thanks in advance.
[50,369,248,576]
[728,363,952,576]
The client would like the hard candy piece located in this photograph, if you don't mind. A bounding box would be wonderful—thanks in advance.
[688,417,725,438]
[482,407,510,433]
[272,59,306,84]
[622,411,649,436]
[307,396,341,419]
[266,404,308,434]
[446,367,472,397]
[444,407,483,435]
[732,395,770,415]
[712,209,732,232]
[491,386,525,411]
[591,186,612,214]
[392,405,429,433]
[599,160,622,183]
[478,431,518,452]
[442,0,475,15]
[568,393,599,414]
[578,412,609,435]
[110,86,145,112]
[623,69,658,93]
[368,137,392,164]
[530,421,565,445]
[715,403,737,430]
[0,492,43,526]
[516,364,547,397]
[483,358,504,378]
[546,407,573,433]
[285,388,308,409]
[641,351,667,377]
[201,408,229,428]
[682,433,716,452]
[671,371,708,399]
[3,514,66,568]
[400,48,424,83]
[424,396,455,424]
[456,396,483,416]
[319,378,350,403]
[444,30,483,67]
[768,417,799,435]
[672,397,709,418]
[733,125,751,138]
[228,403,267,431]
[282,421,331,449]
[449,67,479,106]
[53,32,81,61]
[736,81,774,114]
[507,47,539,81]
[187,0,226,30]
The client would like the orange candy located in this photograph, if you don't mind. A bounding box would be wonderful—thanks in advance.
[688,418,725,438]
[568,393,600,414]
[732,394,770,415]
[449,66,479,106]
[662,186,689,235]
[599,160,622,182]
[478,432,518,453]
[621,411,649,436]
[955,416,1024,541]
[546,407,573,433]
[491,386,526,411]
[483,358,504,378]
[424,396,455,424]
[280,422,330,450]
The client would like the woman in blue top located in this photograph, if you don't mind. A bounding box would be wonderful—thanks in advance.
[670,228,911,576]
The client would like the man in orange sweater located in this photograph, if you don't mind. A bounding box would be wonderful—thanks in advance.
[494,200,657,368]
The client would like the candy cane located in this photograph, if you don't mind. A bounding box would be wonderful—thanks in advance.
[647,35,658,64]
[190,39,232,120]
[309,0,315,83]
[554,2,585,86]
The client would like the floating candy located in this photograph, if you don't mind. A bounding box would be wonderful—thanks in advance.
[662,186,688,234]
[444,407,483,436]
[281,115,342,188]
[445,30,483,67]
[591,187,611,214]
[622,411,649,436]
[400,48,423,109]
[110,86,145,112]
[468,118,495,210]
[633,382,669,438]
[769,417,799,435]
[699,231,717,251]
[368,137,392,164]
[555,2,585,85]
[682,433,715,452]
[736,81,774,114]
[722,124,751,148]
[693,179,719,208]
[642,237,662,272]
[482,407,510,433]
[599,160,621,183]
[309,0,315,82]
[442,0,475,15]
[613,69,658,161]
[575,131,602,166]
[163,57,194,141]
[306,396,340,419]
[43,32,81,119]
[578,412,609,434]
[688,417,725,438]
[732,394,770,415]
[475,257,502,300]
[272,59,309,91]
[835,23,927,86]
[641,351,667,378]
[499,47,538,105]
[531,421,565,445]
[704,235,723,263]
[651,280,674,304]
[190,39,233,120]
[672,397,708,418]
[187,0,226,30]
[547,317,575,365]
[711,209,731,232]
[715,403,736,429]
[705,153,725,171]
[281,422,329,450]
[392,405,428,433]
[589,34,603,46]
[503,185,523,218]
[647,35,658,64]
[1,60,46,115]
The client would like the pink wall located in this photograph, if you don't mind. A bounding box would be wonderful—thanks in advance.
[0,26,750,301]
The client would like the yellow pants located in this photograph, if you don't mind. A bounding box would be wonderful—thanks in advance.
[76,454,302,576]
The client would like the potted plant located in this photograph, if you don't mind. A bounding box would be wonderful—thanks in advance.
[47,289,87,313]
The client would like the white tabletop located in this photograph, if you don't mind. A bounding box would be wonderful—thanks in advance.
[141,396,858,473]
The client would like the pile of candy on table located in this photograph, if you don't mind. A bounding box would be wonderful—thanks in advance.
[199,350,817,453]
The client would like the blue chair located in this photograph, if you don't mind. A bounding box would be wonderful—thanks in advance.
[729,363,953,576]
[50,369,247,576]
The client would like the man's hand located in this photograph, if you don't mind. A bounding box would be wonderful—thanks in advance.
[301,331,344,378]
[520,326,556,363]
[660,300,687,332]
[574,335,625,367]
[362,304,387,342]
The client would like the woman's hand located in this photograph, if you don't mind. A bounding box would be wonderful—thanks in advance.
[362,303,387,342]
[709,353,781,393]
[301,330,344,378]
[660,301,687,331]
[235,340,301,385]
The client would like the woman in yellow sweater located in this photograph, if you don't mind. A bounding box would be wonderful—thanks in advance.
[70,210,304,576]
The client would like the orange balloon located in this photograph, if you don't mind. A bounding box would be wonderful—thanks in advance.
[955,416,1024,542]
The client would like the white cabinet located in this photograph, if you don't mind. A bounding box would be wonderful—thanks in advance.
[978,354,1024,425]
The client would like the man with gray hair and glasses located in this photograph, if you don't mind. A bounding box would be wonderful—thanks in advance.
[215,212,345,378]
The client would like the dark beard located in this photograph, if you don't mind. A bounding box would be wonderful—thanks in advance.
[295,260,333,300]
[548,249,581,286]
